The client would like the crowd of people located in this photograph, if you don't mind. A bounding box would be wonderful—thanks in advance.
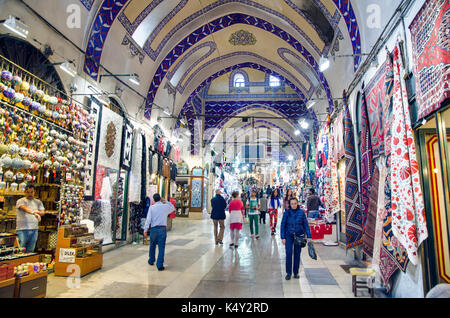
[210,184,323,280]
[141,184,323,280]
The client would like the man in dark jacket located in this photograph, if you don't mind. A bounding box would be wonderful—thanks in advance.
[306,188,323,218]
[211,189,227,245]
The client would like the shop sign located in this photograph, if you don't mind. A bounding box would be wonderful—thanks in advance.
[59,248,76,263]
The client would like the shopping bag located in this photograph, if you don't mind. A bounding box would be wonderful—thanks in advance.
[308,242,317,260]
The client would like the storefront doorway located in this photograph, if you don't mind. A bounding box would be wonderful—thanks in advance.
[416,105,450,292]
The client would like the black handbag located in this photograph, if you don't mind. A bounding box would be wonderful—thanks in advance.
[308,242,317,260]
[293,233,307,248]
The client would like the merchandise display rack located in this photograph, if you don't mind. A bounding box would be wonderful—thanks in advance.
[0,53,95,256]
[54,225,103,277]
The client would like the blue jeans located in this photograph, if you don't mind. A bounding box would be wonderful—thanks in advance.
[285,235,302,276]
[308,210,321,218]
[17,229,38,253]
[149,226,167,269]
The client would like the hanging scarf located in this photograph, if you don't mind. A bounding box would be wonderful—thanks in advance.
[360,88,375,253]
[343,92,363,248]
[390,44,428,265]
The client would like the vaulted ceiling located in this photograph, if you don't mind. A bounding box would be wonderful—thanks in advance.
[11,0,404,159]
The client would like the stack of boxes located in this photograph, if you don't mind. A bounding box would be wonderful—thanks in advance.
[0,264,14,281]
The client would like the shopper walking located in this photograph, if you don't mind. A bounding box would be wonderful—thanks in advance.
[306,188,323,219]
[268,189,282,235]
[241,192,248,218]
[143,193,175,271]
[259,195,268,224]
[281,197,312,280]
[211,189,227,245]
[246,191,260,239]
[228,191,245,249]
[15,185,45,253]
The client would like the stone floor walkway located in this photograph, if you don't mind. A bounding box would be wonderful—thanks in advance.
[47,213,372,298]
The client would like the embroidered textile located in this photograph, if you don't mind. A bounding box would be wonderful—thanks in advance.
[360,90,374,237]
[363,165,379,257]
[379,56,409,286]
[390,45,428,265]
[128,129,143,202]
[97,106,124,170]
[333,112,345,160]
[364,61,388,157]
[409,0,450,121]
[372,159,387,276]
[344,96,363,248]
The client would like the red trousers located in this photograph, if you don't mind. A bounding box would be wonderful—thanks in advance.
[269,209,278,232]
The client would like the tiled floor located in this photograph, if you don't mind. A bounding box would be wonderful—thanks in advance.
[46,213,373,298]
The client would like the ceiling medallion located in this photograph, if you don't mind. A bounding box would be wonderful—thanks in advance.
[229,30,256,46]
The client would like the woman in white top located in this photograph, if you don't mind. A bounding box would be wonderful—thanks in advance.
[267,189,282,235]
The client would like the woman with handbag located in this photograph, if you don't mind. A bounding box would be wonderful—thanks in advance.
[280,197,312,280]
[228,191,245,249]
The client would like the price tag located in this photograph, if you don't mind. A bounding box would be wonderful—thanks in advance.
[59,248,76,263]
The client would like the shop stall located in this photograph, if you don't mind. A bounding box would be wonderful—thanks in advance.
[0,54,93,264]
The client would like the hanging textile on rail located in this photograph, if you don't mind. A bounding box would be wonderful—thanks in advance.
[372,158,387,275]
[343,92,363,248]
[363,165,379,257]
[360,88,374,253]
[378,53,409,289]
[334,111,345,160]
[364,61,388,158]
[390,44,428,265]
[409,0,450,121]
[128,129,143,203]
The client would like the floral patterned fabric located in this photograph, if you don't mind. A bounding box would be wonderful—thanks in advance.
[390,45,428,265]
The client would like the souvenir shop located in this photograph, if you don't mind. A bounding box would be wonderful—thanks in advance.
[0,35,184,297]
[313,0,449,296]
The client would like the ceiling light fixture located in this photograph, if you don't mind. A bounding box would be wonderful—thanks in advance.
[2,16,29,38]
[128,73,140,86]
[319,56,330,72]
[294,130,300,136]
[306,100,316,109]
[59,60,77,77]
[299,119,309,129]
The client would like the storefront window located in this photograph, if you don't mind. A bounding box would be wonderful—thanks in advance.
[417,106,450,287]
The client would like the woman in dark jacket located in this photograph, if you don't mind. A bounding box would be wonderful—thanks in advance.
[280,197,312,280]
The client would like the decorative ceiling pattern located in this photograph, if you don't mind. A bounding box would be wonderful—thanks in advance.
[145,13,334,117]
[119,0,333,61]
[166,41,217,85]
[223,121,302,156]
[84,0,129,80]
[169,62,310,123]
[203,100,314,138]
[229,29,257,46]
[80,0,94,11]
[331,0,361,71]
[176,51,313,97]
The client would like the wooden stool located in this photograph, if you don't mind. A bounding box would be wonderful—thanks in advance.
[350,268,376,297]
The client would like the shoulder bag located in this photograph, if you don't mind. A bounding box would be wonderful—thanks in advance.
[293,233,307,248]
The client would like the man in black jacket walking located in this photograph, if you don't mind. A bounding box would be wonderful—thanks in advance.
[211,189,227,245]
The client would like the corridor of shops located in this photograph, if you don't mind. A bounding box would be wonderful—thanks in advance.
[0,0,449,300]
[46,216,365,298]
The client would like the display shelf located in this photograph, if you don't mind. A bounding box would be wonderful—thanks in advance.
[54,226,103,277]
[14,270,48,298]
[0,277,15,298]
